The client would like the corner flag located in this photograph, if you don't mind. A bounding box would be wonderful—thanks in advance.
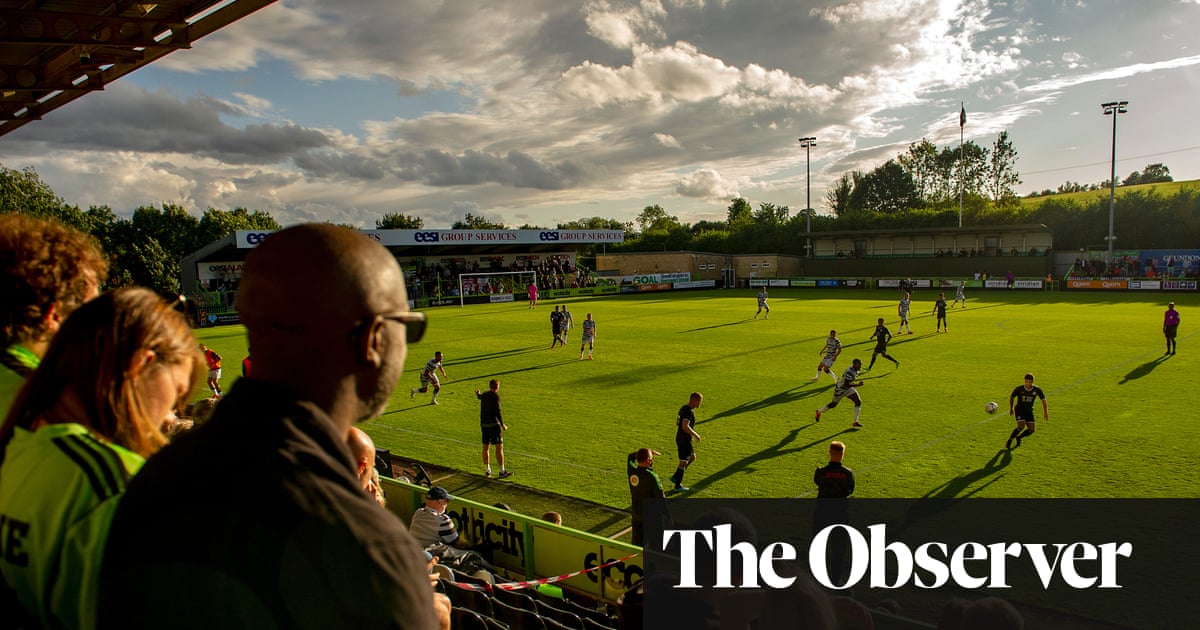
[960,103,966,128]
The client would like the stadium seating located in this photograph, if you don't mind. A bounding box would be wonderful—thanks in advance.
[451,607,490,630]
[490,598,546,630]
[444,582,495,618]
[493,587,538,612]
[532,599,585,630]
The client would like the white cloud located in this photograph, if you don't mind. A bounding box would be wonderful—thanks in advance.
[675,168,739,199]
[653,132,681,148]
[4,0,1200,228]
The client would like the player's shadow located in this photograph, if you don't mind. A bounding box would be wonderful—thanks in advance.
[456,357,582,384]
[887,331,937,347]
[451,345,547,365]
[680,319,753,333]
[1118,355,1170,384]
[681,426,856,494]
[700,385,832,424]
[921,448,1012,500]
[890,449,1013,536]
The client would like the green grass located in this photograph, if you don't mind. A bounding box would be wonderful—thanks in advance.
[1019,178,1198,207]
[197,289,1200,509]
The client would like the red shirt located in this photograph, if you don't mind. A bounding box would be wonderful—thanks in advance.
[204,350,222,370]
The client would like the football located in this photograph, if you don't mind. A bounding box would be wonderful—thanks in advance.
[985,401,999,414]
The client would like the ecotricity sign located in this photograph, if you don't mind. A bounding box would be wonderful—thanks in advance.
[235,229,624,248]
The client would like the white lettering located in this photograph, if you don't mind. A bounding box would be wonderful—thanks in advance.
[869,524,914,588]
[1025,543,1069,588]
[1098,542,1133,588]
[759,542,798,589]
[663,529,712,589]
[949,542,989,589]
[913,543,949,588]
[673,524,1132,591]
[1059,542,1098,588]
[712,524,759,588]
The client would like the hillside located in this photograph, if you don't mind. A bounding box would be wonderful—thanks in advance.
[1020,178,1199,209]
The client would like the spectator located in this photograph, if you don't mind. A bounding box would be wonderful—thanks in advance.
[961,597,1023,630]
[183,397,219,427]
[410,486,495,578]
[0,287,201,629]
[542,511,563,525]
[98,224,440,629]
[937,597,971,630]
[0,214,108,418]
[349,426,386,507]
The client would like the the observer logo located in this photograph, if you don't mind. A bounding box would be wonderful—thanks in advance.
[664,523,1132,591]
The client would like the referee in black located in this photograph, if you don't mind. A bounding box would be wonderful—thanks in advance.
[813,441,855,586]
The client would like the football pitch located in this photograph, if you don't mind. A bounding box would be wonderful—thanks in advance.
[198,288,1200,507]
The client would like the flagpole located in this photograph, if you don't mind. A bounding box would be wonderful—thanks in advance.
[958,102,964,228]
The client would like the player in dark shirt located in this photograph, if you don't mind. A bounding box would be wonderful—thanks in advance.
[866,318,899,370]
[476,379,510,478]
[669,392,703,493]
[1006,373,1048,449]
[550,306,564,348]
[814,441,855,498]
[813,441,855,585]
[932,292,949,332]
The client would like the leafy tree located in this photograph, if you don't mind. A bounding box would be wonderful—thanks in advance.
[451,212,506,229]
[0,164,64,218]
[196,207,281,245]
[376,212,424,229]
[825,173,855,217]
[131,203,201,265]
[726,198,753,230]
[1141,163,1172,183]
[987,131,1021,204]
[1124,163,1173,186]
[558,216,627,231]
[752,202,789,226]
[848,160,919,214]
[690,220,727,235]
[635,204,681,233]
[898,139,940,200]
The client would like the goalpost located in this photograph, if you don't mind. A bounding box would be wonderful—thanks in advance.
[457,270,538,307]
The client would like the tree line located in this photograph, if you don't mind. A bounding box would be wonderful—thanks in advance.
[4,146,1197,298]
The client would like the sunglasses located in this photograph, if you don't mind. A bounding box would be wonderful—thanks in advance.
[351,311,427,344]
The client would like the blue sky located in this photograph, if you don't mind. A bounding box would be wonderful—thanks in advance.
[3,0,1199,229]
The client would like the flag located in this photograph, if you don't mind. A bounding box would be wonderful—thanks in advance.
[960,103,966,128]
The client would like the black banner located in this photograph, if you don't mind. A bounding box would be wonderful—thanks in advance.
[639,499,1198,629]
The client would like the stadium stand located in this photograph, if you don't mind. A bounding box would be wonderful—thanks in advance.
[451,607,490,630]
[489,598,546,630]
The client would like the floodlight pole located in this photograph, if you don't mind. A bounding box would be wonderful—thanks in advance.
[798,136,816,258]
[1102,100,1127,268]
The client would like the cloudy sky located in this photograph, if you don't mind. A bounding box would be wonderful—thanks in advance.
[3,0,1199,229]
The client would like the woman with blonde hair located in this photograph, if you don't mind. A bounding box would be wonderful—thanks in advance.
[0,287,203,629]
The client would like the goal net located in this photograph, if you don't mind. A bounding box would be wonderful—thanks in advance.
[457,270,538,307]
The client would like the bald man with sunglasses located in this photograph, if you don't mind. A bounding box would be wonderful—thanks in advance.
[101,224,443,629]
